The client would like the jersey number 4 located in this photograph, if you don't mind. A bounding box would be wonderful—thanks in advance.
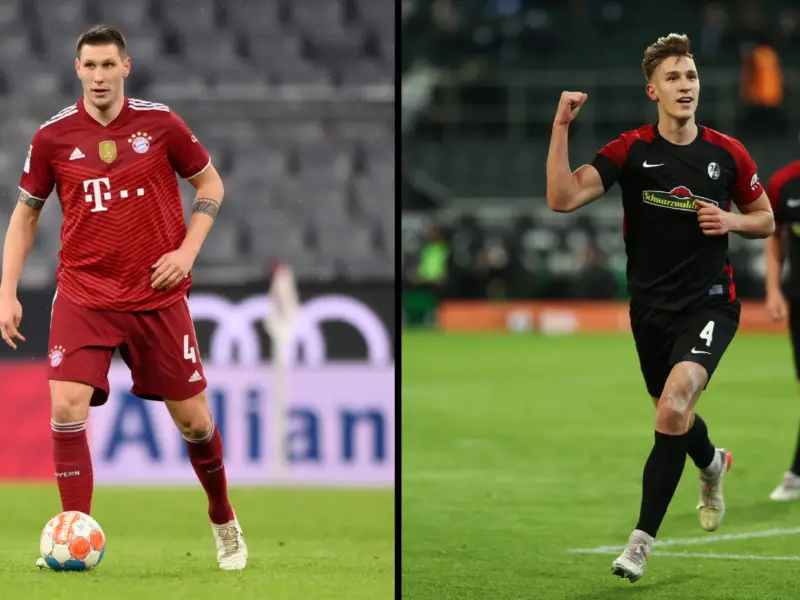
[699,321,715,347]
[183,334,197,363]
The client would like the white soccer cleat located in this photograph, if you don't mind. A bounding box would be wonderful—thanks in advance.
[697,448,732,532]
[610,530,652,583]
[211,513,248,570]
[35,557,46,569]
[769,471,800,501]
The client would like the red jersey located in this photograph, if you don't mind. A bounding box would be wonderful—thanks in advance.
[19,97,211,311]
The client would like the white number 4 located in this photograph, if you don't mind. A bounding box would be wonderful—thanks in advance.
[699,321,715,347]
[183,334,197,363]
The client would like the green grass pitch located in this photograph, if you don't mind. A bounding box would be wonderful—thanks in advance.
[402,330,800,599]
[0,486,394,599]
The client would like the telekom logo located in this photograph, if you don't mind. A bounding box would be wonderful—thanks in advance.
[83,178,145,213]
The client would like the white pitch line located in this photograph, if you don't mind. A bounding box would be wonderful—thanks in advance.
[570,549,800,562]
[567,527,800,554]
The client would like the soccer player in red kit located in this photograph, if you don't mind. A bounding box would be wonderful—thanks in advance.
[0,25,247,570]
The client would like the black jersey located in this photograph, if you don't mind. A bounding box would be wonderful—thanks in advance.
[767,161,800,299]
[590,124,763,311]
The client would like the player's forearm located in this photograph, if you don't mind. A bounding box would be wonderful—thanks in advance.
[730,209,775,239]
[764,231,784,294]
[0,204,40,297]
[546,124,579,211]
[180,193,224,257]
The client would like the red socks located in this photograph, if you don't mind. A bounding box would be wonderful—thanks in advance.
[51,420,94,515]
[184,422,234,525]
[52,418,233,526]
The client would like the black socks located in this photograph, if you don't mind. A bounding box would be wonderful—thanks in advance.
[635,431,689,538]
[686,413,716,471]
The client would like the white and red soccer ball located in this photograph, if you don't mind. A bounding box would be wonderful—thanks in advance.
[40,511,106,571]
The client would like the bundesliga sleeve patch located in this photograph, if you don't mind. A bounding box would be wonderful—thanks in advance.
[23,145,32,173]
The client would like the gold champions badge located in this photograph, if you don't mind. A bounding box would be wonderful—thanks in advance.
[99,140,117,163]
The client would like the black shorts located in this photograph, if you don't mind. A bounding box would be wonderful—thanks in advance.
[788,298,800,380]
[630,300,741,398]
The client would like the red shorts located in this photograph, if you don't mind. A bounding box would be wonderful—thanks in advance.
[47,292,207,406]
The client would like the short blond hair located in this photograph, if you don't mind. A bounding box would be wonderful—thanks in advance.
[642,33,693,81]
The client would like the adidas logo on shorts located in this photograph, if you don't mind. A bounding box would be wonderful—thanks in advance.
[188,370,202,383]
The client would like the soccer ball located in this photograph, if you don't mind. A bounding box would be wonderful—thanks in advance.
[40,511,106,571]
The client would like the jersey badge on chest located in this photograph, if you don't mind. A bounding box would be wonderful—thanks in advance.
[642,186,719,213]
[99,140,117,164]
[128,132,152,154]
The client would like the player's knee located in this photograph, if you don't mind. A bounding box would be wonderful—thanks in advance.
[173,408,213,440]
[165,393,214,440]
[656,373,704,435]
[180,418,213,441]
[49,381,92,423]
[655,401,690,435]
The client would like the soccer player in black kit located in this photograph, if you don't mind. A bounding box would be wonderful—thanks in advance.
[764,161,800,501]
[546,33,775,583]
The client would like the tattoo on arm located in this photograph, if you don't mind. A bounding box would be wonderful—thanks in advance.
[192,197,220,219]
[18,190,44,211]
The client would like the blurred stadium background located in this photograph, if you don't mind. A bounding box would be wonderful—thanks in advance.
[401,2,800,599]
[402,0,796,324]
[0,0,394,596]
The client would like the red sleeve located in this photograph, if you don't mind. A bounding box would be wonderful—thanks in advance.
[598,137,627,168]
[18,128,55,201]
[167,111,211,179]
[729,141,763,207]
[766,162,800,219]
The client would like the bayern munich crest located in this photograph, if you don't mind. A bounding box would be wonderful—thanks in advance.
[49,345,65,367]
[128,131,152,154]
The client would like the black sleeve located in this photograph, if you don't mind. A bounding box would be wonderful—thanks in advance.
[590,136,627,192]
[591,153,621,192]
[774,196,787,225]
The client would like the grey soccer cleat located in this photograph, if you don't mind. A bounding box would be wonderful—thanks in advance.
[697,448,732,532]
[211,512,248,570]
[611,530,652,583]
[769,471,800,502]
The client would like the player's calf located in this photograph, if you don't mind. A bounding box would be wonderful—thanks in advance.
[631,362,705,552]
[165,392,235,526]
[657,363,732,531]
[167,392,245,568]
[685,413,717,471]
[49,380,94,517]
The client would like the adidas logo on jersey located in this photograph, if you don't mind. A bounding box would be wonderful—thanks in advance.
[188,370,202,383]
[69,148,85,161]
